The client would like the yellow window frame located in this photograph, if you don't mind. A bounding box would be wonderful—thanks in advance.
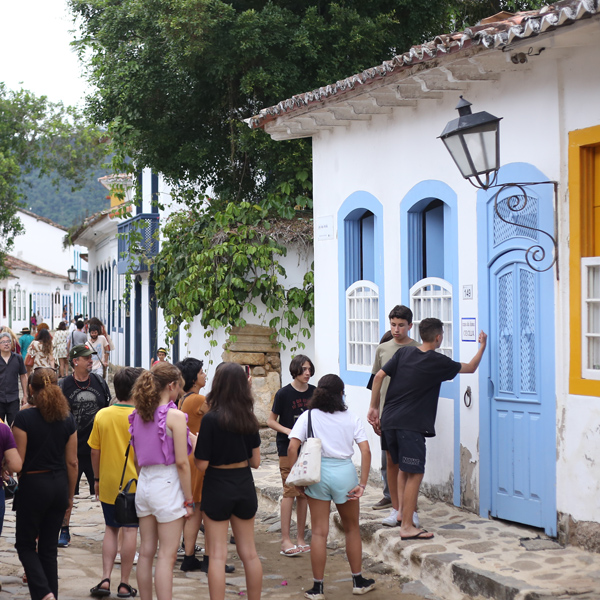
[569,124,600,396]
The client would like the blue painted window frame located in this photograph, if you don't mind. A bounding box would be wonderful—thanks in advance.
[400,180,459,398]
[338,191,385,386]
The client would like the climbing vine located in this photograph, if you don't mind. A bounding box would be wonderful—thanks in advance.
[154,199,314,353]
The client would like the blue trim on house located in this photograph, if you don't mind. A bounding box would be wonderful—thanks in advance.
[400,180,460,506]
[477,162,557,534]
[151,172,159,213]
[338,191,385,387]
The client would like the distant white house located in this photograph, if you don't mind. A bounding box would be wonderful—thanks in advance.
[73,169,315,388]
[0,209,88,331]
[250,0,600,550]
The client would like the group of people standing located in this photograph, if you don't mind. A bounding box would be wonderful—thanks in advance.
[0,303,487,600]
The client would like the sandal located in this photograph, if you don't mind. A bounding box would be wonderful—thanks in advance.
[90,578,111,597]
[280,545,302,557]
[117,582,138,598]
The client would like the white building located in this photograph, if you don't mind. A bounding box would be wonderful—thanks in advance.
[0,209,88,331]
[250,0,600,550]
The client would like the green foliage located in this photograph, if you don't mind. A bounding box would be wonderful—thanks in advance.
[19,166,111,228]
[0,83,106,278]
[155,201,313,352]
[69,0,544,343]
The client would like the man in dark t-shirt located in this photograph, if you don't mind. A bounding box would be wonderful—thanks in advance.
[368,318,487,541]
[0,331,28,425]
[57,344,111,547]
[267,355,315,555]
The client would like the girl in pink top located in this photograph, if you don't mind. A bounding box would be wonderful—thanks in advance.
[129,362,194,600]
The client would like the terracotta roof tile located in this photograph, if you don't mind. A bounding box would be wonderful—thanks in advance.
[5,255,68,280]
[248,0,598,129]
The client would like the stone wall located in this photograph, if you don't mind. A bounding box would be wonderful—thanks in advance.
[221,325,281,426]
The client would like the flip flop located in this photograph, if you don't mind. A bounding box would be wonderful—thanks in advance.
[400,529,434,541]
[90,578,111,597]
[298,544,311,553]
[117,582,138,598]
[280,545,302,556]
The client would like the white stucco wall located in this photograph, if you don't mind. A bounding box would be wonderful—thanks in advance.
[302,22,600,524]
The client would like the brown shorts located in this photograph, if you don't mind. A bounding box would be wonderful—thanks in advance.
[279,455,302,498]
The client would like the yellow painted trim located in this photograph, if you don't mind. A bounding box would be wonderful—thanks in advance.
[569,125,600,396]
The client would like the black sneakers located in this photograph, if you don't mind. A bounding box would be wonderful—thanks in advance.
[352,574,376,595]
[180,555,203,572]
[304,581,325,600]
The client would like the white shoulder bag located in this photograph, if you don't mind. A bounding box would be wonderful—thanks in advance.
[286,409,322,487]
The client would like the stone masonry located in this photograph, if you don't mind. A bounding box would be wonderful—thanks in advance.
[221,324,281,425]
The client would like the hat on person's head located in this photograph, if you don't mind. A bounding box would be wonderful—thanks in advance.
[69,344,97,361]
[20,327,31,334]
[157,348,167,354]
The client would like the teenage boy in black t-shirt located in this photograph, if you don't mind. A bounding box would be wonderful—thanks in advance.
[267,355,315,556]
[368,318,487,541]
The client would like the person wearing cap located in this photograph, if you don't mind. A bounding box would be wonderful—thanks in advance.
[57,344,111,548]
[0,331,28,426]
[19,327,34,362]
[151,348,169,367]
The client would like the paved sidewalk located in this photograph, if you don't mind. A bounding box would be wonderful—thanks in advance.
[2,452,600,600]
[254,455,600,600]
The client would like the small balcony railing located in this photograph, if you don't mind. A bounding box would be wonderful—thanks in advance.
[117,213,160,274]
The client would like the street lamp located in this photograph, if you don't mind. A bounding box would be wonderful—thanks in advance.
[439,96,502,190]
[439,97,558,275]
[67,266,78,283]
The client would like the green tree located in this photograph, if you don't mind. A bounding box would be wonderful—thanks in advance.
[0,84,106,278]
[69,0,544,345]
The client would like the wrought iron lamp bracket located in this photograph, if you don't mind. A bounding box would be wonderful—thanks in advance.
[487,180,559,278]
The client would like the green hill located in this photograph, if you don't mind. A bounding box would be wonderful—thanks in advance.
[18,167,111,228]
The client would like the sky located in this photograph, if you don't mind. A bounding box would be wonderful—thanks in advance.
[0,0,90,107]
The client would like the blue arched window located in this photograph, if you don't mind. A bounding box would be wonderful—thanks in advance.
[401,181,459,386]
[338,192,385,385]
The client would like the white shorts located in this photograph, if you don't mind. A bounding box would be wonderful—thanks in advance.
[136,463,187,523]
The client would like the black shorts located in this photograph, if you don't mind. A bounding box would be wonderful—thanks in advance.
[201,466,258,521]
[380,432,388,452]
[383,429,426,474]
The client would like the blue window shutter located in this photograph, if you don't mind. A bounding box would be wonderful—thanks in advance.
[361,214,375,282]
[425,204,445,279]
[345,219,361,288]
[151,173,159,213]
[407,211,424,287]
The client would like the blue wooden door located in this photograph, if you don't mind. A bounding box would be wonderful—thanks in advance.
[489,254,551,529]
[479,167,557,535]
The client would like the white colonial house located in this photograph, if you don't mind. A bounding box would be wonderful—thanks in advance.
[250,0,600,550]
[0,209,88,331]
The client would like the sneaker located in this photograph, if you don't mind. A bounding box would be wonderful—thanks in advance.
[371,497,392,510]
[180,555,203,572]
[413,512,420,528]
[382,508,400,527]
[58,527,71,548]
[178,544,203,558]
[304,581,325,600]
[352,575,375,595]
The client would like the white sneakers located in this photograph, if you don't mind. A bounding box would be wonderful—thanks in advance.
[381,508,420,527]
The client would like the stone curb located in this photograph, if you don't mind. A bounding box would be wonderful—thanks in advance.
[253,456,600,600]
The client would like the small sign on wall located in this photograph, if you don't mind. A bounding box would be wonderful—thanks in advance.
[461,318,477,342]
[316,215,334,241]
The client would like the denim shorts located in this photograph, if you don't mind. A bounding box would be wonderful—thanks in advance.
[384,429,426,474]
[306,457,358,505]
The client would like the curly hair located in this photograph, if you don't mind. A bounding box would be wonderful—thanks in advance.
[35,328,53,356]
[308,374,347,414]
[29,368,70,422]
[176,357,204,392]
[130,362,182,422]
[206,363,259,435]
